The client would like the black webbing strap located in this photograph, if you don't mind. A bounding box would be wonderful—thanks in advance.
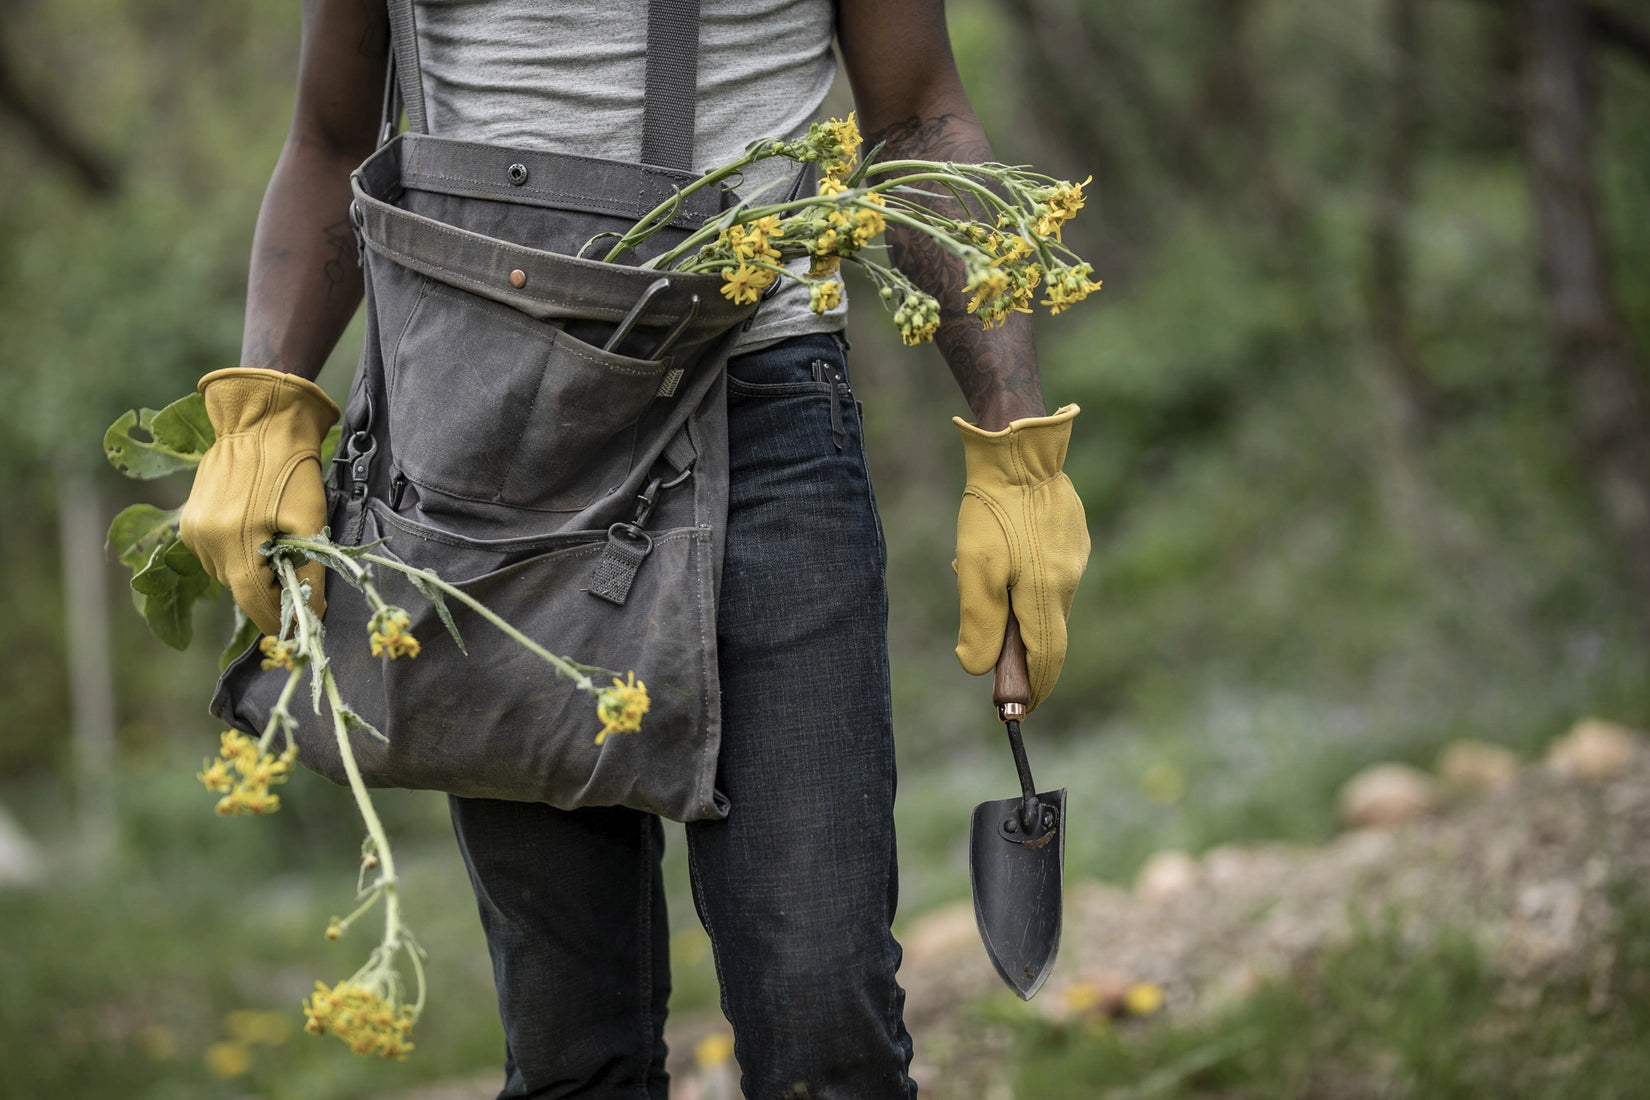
[639,0,702,171]
[378,0,701,171]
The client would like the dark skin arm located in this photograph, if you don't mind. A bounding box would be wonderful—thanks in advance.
[837,0,1046,431]
[241,0,388,380]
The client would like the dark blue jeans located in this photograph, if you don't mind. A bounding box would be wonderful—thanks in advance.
[448,333,917,1099]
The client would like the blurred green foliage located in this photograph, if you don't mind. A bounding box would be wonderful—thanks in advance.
[1,0,1648,1094]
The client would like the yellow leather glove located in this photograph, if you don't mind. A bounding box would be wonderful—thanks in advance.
[179,368,340,637]
[954,404,1090,712]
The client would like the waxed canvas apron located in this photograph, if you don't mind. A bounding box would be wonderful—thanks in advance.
[211,0,756,821]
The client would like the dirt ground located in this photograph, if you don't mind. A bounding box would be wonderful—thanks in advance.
[386,728,1650,1099]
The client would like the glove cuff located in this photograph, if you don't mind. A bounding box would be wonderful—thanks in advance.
[197,368,341,440]
[954,403,1079,486]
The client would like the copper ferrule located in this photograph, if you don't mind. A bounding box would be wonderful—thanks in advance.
[997,702,1027,723]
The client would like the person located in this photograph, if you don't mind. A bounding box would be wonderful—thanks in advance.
[180,1,1089,1096]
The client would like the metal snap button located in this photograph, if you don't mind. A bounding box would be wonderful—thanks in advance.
[509,269,527,289]
[507,163,529,185]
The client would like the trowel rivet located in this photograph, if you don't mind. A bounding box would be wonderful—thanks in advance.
[1042,810,1055,829]
[1004,818,1018,833]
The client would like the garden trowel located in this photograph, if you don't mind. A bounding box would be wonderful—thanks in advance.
[969,613,1066,1000]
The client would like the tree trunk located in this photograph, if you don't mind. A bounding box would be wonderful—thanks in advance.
[1519,0,1650,636]
[57,465,119,867]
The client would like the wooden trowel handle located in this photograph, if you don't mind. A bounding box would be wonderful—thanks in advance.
[993,612,1031,721]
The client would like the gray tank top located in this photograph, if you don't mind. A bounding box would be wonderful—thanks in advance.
[413,0,848,350]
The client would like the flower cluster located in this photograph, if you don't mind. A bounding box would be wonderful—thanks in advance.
[781,112,862,180]
[259,635,301,671]
[369,606,421,660]
[893,291,942,347]
[1031,176,1090,241]
[301,979,416,1060]
[1040,261,1104,316]
[638,117,1100,345]
[595,671,651,745]
[198,730,294,815]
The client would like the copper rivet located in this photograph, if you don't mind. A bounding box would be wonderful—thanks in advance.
[509,269,527,289]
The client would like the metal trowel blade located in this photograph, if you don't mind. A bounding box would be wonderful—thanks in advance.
[969,786,1067,1000]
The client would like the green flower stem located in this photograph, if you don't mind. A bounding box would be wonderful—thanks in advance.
[278,557,320,660]
[270,536,598,693]
[642,194,824,271]
[601,153,773,264]
[358,552,596,693]
[257,665,304,755]
[865,170,1017,217]
[336,884,384,935]
[322,666,403,956]
[405,933,428,1018]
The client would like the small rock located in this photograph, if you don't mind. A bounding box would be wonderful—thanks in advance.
[900,901,980,964]
[1338,763,1438,830]
[1134,850,1199,902]
[1437,740,1521,794]
[1546,718,1641,781]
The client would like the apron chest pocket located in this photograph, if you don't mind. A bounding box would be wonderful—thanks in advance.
[387,278,672,513]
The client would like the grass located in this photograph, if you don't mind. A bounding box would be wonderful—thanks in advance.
[1005,886,1650,1099]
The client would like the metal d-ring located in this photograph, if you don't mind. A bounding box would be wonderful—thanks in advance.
[606,521,654,555]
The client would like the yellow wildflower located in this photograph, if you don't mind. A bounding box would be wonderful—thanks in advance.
[1124,982,1165,1017]
[809,252,842,279]
[817,175,847,198]
[220,729,258,766]
[1040,262,1103,315]
[205,730,294,815]
[851,205,886,248]
[259,636,300,671]
[808,280,843,314]
[595,671,651,744]
[720,263,765,306]
[893,292,941,346]
[204,1040,251,1079]
[241,789,281,815]
[1034,176,1091,241]
[301,980,416,1060]
[369,607,420,660]
[197,757,235,794]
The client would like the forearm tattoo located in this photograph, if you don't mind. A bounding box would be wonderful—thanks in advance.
[867,114,1043,424]
[322,219,355,300]
[243,330,280,369]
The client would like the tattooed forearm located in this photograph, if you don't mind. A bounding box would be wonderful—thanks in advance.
[867,114,1044,429]
[243,330,281,369]
[322,219,355,300]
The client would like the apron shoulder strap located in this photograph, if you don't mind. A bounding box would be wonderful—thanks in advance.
[378,0,702,172]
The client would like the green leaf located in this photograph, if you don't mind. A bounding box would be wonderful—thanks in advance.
[107,504,181,572]
[219,610,261,671]
[104,392,214,479]
[338,703,389,744]
[130,537,215,649]
[409,572,467,655]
